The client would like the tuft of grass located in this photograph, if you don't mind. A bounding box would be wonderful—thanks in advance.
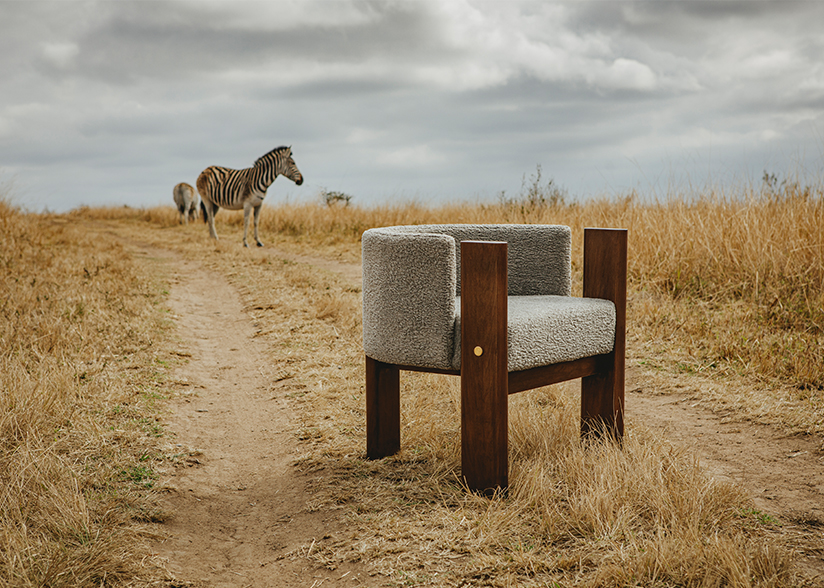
[284,375,798,586]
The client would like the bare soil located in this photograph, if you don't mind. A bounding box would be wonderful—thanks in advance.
[627,378,824,581]
[124,240,822,586]
[127,245,364,587]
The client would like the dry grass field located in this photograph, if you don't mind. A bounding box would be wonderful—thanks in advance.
[2,177,823,586]
[0,199,173,586]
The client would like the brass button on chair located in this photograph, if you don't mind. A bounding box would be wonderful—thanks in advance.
[362,224,627,493]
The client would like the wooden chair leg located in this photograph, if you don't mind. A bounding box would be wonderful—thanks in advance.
[581,228,627,439]
[460,241,509,493]
[581,360,624,438]
[366,355,400,458]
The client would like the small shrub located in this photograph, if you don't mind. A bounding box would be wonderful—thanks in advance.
[321,189,353,208]
[498,164,567,219]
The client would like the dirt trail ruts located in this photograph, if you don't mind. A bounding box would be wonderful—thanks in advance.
[627,382,824,580]
[125,237,822,585]
[126,244,365,588]
[628,383,824,522]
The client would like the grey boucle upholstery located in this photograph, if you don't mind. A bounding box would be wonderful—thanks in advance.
[374,224,572,296]
[452,295,615,371]
[362,224,616,372]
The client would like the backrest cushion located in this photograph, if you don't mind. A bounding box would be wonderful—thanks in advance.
[385,224,571,296]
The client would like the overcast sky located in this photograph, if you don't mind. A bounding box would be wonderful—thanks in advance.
[2,1,824,212]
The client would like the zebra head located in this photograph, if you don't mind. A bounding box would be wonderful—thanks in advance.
[256,146,303,186]
[281,146,304,186]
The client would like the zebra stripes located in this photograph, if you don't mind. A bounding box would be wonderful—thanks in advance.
[196,146,304,247]
[173,182,199,224]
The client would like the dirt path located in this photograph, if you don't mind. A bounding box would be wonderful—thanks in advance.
[133,246,365,587]
[627,382,824,580]
[628,382,824,523]
[126,238,822,585]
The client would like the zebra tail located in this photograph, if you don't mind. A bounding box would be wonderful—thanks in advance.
[196,169,217,223]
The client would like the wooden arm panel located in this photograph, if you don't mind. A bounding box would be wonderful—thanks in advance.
[581,228,627,438]
[460,240,508,493]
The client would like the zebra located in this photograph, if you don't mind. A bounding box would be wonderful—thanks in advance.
[173,182,199,224]
[196,146,304,247]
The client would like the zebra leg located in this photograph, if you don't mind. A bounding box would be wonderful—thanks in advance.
[182,202,189,225]
[205,201,220,240]
[242,203,253,248]
[253,204,264,247]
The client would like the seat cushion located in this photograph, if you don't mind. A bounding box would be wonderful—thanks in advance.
[452,295,616,372]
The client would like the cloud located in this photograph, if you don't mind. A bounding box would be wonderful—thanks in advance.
[599,58,656,91]
[376,144,449,169]
[55,0,674,95]
[2,0,824,213]
[41,42,80,69]
[175,0,381,31]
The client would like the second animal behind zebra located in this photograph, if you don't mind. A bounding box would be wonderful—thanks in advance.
[196,146,304,247]
[173,182,199,224]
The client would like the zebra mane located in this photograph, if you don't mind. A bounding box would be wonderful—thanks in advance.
[255,146,290,167]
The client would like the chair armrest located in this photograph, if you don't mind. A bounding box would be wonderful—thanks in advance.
[362,228,458,370]
[583,227,627,337]
[582,227,628,437]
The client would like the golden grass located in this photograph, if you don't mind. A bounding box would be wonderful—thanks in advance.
[72,204,815,586]
[15,180,822,586]
[0,199,177,587]
[288,380,798,586]
[299,264,798,586]
[87,180,824,396]
[262,185,821,407]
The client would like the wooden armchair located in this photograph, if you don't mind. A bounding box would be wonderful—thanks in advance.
[362,224,627,493]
